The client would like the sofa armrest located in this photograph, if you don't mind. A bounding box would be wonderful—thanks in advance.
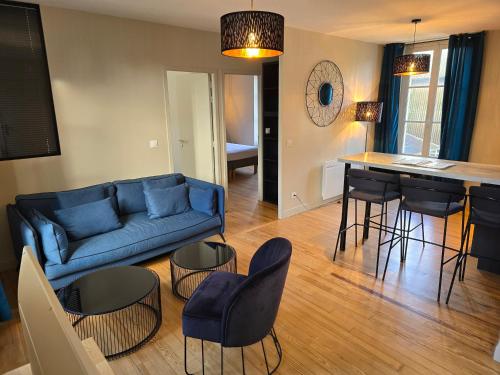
[7,204,44,266]
[185,177,225,233]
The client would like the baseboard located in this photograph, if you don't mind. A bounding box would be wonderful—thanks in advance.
[281,194,342,218]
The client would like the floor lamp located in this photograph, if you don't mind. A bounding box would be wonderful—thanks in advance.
[355,101,383,151]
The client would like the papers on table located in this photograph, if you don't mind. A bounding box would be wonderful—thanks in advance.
[392,157,455,170]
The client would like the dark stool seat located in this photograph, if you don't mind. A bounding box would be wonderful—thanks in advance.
[349,189,400,204]
[183,272,246,343]
[402,199,463,218]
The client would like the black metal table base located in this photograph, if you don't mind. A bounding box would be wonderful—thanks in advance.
[171,259,237,301]
[62,271,162,360]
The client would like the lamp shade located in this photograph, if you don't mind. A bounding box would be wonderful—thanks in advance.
[220,11,284,58]
[393,53,431,76]
[355,102,383,123]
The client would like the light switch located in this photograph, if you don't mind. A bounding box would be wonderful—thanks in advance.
[265,128,271,135]
[149,140,159,148]
[287,139,293,147]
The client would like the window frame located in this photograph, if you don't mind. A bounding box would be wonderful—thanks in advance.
[398,39,448,157]
[0,0,60,161]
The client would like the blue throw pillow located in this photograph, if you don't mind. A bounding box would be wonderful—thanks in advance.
[29,209,69,264]
[144,184,190,219]
[56,184,106,209]
[189,186,216,216]
[142,175,178,191]
[54,198,123,241]
[115,181,147,215]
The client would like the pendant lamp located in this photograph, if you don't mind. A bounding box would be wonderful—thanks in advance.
[393,19,430,76]
[220,0,284,59]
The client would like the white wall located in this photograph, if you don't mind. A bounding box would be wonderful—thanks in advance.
[278,27,383,218]
[224,74,256,145]
[0,6,260,271]
[469,29,500,164]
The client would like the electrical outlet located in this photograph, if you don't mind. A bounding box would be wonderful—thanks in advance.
[291,192,297,198]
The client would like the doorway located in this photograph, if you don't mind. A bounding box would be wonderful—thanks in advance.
[224,74,260,206]
[165,71,216,183]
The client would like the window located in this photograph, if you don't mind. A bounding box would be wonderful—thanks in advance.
[0,1,60,161]
[399,40,448,157]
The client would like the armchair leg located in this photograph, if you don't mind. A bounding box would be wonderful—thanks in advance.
[220,345,223,375]
[184,336,203,375]
[187,330,282,375]
[219,233,227,243]
[202,340,205,375]
[261,340,270,374]
[241,347,246,374]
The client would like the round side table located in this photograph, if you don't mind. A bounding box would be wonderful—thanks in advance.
[170,241,237,300]
[57,266,161,360]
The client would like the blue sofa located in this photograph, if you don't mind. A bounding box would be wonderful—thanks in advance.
[7,174,225,289]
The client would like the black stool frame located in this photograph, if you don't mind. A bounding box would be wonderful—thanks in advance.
[382,184,467,302]
[333,173,407,278]
[446,190,500,304]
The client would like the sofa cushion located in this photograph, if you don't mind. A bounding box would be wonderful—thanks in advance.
[57,184,105,209]
[29,209,69,264]
[44,210,222,280]
[16,183,116,221]
[54,198,123,241]
[144,184,190,219]
[189,186,216,216]
[114,174,184,215]
[142,175,178,191]
[183,272,246,342]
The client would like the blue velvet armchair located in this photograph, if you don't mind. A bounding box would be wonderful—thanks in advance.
[182,237,292,374]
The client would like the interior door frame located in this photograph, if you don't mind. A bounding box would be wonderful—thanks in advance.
[220,71,263,201]
[163,67,220,184]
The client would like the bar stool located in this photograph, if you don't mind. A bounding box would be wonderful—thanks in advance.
[334,169,401,278]
[382,177,466,302]
[446,185,500,303]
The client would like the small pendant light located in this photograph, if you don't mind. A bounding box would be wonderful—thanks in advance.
[393,19,431,76]
[220,0,284,59]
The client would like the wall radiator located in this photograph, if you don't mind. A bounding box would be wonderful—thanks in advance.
[322,160,345,200]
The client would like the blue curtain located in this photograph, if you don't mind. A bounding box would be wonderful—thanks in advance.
[0,281,11,321]
[439,32,485,161]
[374,43,405,154]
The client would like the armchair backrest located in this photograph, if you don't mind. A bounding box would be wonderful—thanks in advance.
[221,237,292,347]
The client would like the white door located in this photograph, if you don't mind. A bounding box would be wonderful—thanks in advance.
[166,71,215,182]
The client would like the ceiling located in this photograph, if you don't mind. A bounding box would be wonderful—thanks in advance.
[31,0,500,44]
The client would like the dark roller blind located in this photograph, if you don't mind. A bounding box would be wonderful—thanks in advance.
[0,1,60,161]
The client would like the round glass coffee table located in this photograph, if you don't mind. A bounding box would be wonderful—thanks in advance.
[170,241,237,300]
[57,266,161,360]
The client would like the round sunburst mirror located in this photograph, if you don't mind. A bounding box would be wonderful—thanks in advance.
[305,60,344,127]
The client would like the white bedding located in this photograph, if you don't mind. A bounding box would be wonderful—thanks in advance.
[226,143,258,161]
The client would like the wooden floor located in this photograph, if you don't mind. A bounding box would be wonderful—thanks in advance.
[1,168,500,374]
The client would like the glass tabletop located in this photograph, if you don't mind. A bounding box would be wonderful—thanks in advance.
[57,266,157,315]
[171,242,235,271]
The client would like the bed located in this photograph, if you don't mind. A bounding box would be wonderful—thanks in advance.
[226,142,258,179]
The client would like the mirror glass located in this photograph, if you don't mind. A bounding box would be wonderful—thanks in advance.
[318,82,333,106]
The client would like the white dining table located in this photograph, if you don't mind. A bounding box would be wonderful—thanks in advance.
[336,152,500,251]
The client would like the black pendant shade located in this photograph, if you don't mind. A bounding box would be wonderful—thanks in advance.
[220,11,284,58]
[355,102,383,123]
[393,18,431,76]
[393,53,431,76]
